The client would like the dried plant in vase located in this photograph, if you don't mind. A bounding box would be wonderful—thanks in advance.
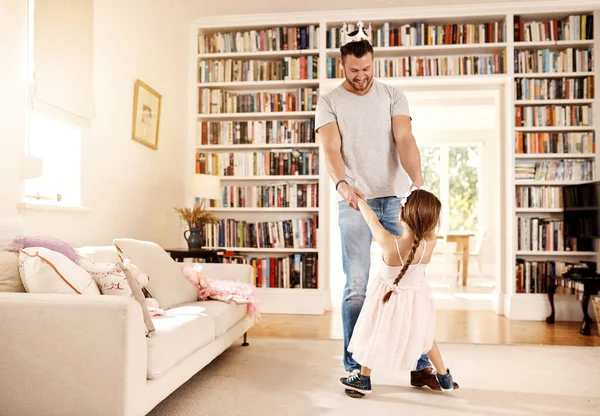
[174,203,219,249]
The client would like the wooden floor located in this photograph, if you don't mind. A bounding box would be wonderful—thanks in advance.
[248,310,600,346]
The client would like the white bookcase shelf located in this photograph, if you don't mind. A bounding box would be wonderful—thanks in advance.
[197,80,319,89]
[193,4,600,316]
[197,111,316,120]
[197,49,320,59]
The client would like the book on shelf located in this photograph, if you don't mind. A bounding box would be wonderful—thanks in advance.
[198,25,319,54]
[515,160,594,181]
[198,88,318,114]
[197,57,319,83]
[197,120,315,146]
[513,14,593,42]
[514,76,594,100]
[515,131,595,154]
[327,53,506,78]
[515,259,570,294]
[516,186,563,209]
[212,183,318,209]
[203,216,318,250]
[517,217,565,251]
[513,48,593,74]
[195,150,318,177]
[517,216,595,252]
[515,104,592,127]
[326,20,506,48]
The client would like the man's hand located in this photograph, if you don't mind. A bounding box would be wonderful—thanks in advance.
[338,182,365,210]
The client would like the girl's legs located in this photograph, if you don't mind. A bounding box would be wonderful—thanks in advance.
[361,366,371,376]
[427,340,455,391]
[426,341,447,375]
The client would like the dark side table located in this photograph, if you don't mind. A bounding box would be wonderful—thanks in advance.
[164,248,224,263]
[546,274,600,336]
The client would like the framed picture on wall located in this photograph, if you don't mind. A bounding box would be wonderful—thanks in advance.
[132,79,162,150]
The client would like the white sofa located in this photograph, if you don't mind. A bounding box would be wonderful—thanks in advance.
[0,246,255,416]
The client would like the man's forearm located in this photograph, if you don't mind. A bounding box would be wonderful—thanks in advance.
[398,136,423,184]
[322,145,347,184]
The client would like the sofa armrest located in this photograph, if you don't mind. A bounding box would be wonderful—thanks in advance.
[0,293,147,416]
[178,262,254,285]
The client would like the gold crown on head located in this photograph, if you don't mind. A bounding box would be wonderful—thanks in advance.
[341,20,372,46]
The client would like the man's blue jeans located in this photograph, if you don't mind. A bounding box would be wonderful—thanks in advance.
[339,196,432,372]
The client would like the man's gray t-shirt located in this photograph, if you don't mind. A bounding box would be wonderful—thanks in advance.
[315,79,411,200]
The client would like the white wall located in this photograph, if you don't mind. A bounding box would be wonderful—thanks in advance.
[0,0,191,247]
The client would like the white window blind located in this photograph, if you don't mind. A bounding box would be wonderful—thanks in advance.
[31,0,94,129]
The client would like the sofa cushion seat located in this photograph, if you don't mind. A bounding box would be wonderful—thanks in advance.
[180,300,248,337]
[147,305,215,380]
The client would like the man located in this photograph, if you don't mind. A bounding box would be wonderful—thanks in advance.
[315,22,456,393]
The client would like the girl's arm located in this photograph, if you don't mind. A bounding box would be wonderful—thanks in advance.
[357,198,394,246]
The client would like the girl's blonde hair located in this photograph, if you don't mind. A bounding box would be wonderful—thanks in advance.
[382,189,441,303]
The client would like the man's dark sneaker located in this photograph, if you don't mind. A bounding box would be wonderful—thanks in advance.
[436,369,455,391]
[410,366,459,391]
[340,371,371,395]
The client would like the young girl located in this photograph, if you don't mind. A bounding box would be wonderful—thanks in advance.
[340,187,456,396]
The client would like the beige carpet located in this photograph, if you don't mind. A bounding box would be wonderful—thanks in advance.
[148,338,600,416]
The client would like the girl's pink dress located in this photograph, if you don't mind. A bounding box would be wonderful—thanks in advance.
[347,238,435,373]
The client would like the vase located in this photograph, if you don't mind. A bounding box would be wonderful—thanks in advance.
[184,228,203,249]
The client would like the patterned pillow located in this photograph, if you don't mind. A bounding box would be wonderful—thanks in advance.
[78,258,133,297]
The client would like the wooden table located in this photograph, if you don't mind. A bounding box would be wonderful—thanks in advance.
[437,232,475,286]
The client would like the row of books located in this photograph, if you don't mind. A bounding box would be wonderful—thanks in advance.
[515,186,562,209]
[513,14,593,42]
[198,88,318,114]
[196,120,315,146]
[514,77,594,100]
[212,183,319,209]
[197,57,319,83]
[513,48,593,74]
[195,151,319,177]
[203,216,318,249]
[515,105,592,127]
[515,160,594,181]
[326,53,506,78]
[515,259,569,294]
[197,25,320,54]
[517,217,566,251]
[326,21,506,48]
[514,132,595,154]
[222,254,318,289]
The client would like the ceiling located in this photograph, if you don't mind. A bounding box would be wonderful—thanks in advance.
[177,0,543,19]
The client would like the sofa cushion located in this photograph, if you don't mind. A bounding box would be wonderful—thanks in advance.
[147,304,215,379]
[18,247,101,295]
[113,238,198,310]
[0,252,25,293]
[184,300,248,337]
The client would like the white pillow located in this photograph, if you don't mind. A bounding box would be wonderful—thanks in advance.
[113,238,197,309]
[0,252,25,292]
[18,247,101,295]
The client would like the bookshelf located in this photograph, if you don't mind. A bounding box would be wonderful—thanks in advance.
[510,10,599,320]
[192,3,600,317]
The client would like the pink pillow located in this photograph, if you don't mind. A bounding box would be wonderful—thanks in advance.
[13,236,78,263]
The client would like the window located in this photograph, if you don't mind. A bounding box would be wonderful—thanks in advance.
[24,114,83,206]
[422,144,482,232]
[24,0,92,207]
